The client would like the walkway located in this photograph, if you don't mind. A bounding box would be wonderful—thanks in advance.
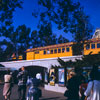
[0,84,66,100]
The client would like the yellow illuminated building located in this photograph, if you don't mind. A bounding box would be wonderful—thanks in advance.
[26,42,74,60]
[26,28,100,60]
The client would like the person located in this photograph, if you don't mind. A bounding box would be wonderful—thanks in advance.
[36,73,42,81]
[3,70,13,100]
[36,73,43,86]
[26,76,42,100]
[79,76,87,100]
[84,65,100,100]
[17,66,28,100]
[64,71,81,100]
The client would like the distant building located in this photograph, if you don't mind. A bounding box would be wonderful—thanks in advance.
[92,28,100,39]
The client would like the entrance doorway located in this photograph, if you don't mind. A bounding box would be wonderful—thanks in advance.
[25,65,47,85]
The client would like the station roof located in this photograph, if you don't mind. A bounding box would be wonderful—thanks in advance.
[26,42,74,52]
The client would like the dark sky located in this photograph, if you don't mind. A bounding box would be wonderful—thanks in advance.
[12,0,100,41]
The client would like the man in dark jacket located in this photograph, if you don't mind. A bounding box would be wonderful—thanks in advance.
[65,72,81,100]
[17,66,28,100]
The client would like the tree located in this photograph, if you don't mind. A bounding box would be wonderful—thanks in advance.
[30,30,39,48]
[70,7,93,42]
[0,0,23,37]
[82,52,100,67]
[57,35,69,44]
[33,0,93,54]
[36,0,93,37]
[0,39,14,61]
[57,52,100,75]
[71,7,93,55]
[10,24,31,60]
[38,22,57,46]
[0,0,23,61]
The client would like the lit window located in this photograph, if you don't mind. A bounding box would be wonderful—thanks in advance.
[58,48,61,53]
[97,43,100,48]
[50,50,53,54]
[86,44,90,50]
[62,48,65,53]
[44,50,46,54]
[91,44,95,49]
[47,50,50,54]
[66,48,69,52]
[54,49,57,53]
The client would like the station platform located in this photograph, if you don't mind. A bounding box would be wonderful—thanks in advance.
[0,84,66,100]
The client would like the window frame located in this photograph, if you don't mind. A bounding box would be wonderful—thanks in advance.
[86,44,90,50]
[50,49,53,54]
[62,48,65,53]
[44,50,46,54]
[58,48,61,53]
[91,43,95,49]
[54,49,57,53]
[97,43,100,48]
[66,47,70,52]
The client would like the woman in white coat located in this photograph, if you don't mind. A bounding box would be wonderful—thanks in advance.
[3,70,13,100]
[84,65,100,100]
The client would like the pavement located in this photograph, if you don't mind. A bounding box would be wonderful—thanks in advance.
[0,84,66,100]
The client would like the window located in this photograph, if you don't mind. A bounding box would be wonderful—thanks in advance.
[62,48,65,53]
[50,50,53,54]
[86,44,90,50]
[66,48,69,52]
[58,48,61,53]
[44,50,46,54]
[91,44,95,49]
[97,43,100,48]
[35,51,39,54]
[54,49,57,53]
[47,50,50,54]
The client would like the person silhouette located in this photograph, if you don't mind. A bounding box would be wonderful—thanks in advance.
[17,66,28,100]
[64,71,81,100]
[84,65,100,100]
[3,70,13,100]
[26,76,42,100]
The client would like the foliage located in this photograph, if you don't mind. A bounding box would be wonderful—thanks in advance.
[30,22,69,48]
[82,52,100,67]
[36,0,93,42]
[30,30,40,48]
[72,42,83,55]
[0,0,94,61]
[70,7,93,42]
[57,35,69,44]
[0,0,23,61]
[0,0,23,37]
[9,24,31,60]
[57,57,66,67]
[33,0,93,55]
[56,53,100,73]
[0,39,14,61]
[38,22,57,46]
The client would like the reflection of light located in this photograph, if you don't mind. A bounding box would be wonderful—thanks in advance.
[62,69,64,72]
[83,71,87,75]
[59,69,64,82]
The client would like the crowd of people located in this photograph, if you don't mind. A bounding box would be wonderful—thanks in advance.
[3,66,42,100]
[2,65,100,100]
[64,65,100,100]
